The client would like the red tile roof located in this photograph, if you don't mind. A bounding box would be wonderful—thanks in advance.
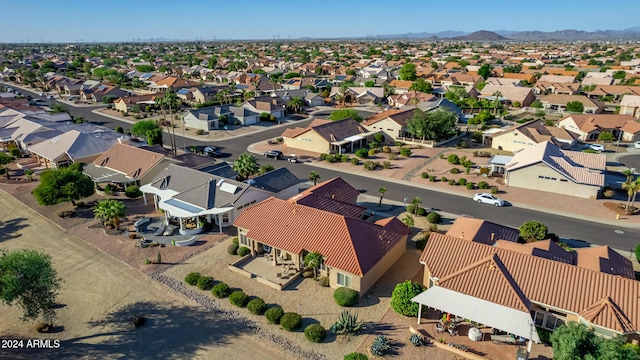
[300,177,361,204]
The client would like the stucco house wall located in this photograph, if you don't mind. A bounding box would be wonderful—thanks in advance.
[506,163,600,199]
[492,131,536,153]
[283,130,330,154]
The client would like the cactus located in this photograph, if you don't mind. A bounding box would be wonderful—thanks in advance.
[410,333,423,346]
[370,335,391,356]
[329,310,364,335]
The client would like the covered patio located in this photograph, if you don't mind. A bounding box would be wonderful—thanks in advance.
[83,163,140,192]
[330,130,379,154]
[412,286,540,356]
[158,198,232,235]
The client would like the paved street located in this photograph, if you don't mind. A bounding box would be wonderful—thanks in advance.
[5,82,640,250]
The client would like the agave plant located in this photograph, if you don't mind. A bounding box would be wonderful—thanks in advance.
[329,310,364,335]
[370,335,391,356]
[410,333,423,346]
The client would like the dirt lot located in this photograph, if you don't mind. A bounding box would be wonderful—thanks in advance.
[0,189,292,360]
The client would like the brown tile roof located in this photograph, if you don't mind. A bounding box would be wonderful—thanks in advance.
[300,177,360,203]
[306,118,368,143]
[538,94,601,108]
[93,143,167,178]
[561,114,637,132]
[494,240,575,264]
[446,218,520,245]
[575,246,635,279]
[288,192,365,219]
[388,80,414,89]
[363,107,420,127]
[233,197,408,276]
[280,119,331,138]
[578,297,635,333]
[420,233,640,334]
[114,94,158,105]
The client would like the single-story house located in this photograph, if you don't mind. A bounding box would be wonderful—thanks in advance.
[281,118,378,154]
[362,108,422,141]
[479,85,536,107]
[537,94,603,114]
[557,114,640,142]
[183,106,233,131]
[27,129,121,169]
[329,87,384,105]
[387,91,436,108]
[505,141,605,199]
[532,82,580,96]
[233,177,410,293]
[413,232,639,345]
[113,94,159,113]
[445,217,520,245]
[491,119,578,153]
[620,95,640,119]
[80,85,130,103]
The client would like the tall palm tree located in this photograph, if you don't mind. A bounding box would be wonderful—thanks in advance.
[402,214,414,227]
[411,197,423,216]
[467,98,478,115]
[309,171,320,185]
[492,91,503,115]
[304,252,323,280]
[93,199,126,228]
[378,187,387,207]
[288,97,304,114]
[232,152,260,181]
[630,178,640,210]
[623,176,639,211]
[164,92,179,155]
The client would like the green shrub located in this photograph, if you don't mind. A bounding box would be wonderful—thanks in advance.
[382,146,391,153]
[440,176,448,182]
[355,148,369,158]
[426,212,442,224]
[447,154,459,164]
[416,235,429,251]
[537,328,552,344]
[319,276,330,287]
[247,297,266,315]
[115,126,124,133]
[601,186,615,198]
[478,181,489,189]
[232,237,239,245]
[212,282,230,298]
[265,306,284,324]
[635,244,640,263]
[421,172,429,178]
[448,179,456,185]
[320,153,328,161]
[466,182,475,190]
[340,154,350,162]
[367,148,377,156]
[382,161,391,169]
[350,158,359,165]
[334,287,359,307]
[185,272,201,286]
[450,167,460,174]
[125,185,142,198]
[229,291,249,307]
[406,205,427,216]
[395,141,404,146]
[458,178,467,186]
[228,243,239,255]
[237,246,251,256]
[196,276,214,290]
[304,323,326,343]
[391,281,424,317]
[400,147,412,157]
[363,161,376,170]
[374,133,385,143]
[428,176,436,182]
[10,148,20,157]
[490,186,499,194]
[387,153,397,160]
[344,353,368,360]
[369,141,380,149]
[280,312,302,331]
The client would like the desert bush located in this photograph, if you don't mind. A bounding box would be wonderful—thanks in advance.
[350,158,360,165]
[320,153,328,161]
[478,181,489,189]
[406,204,427,216]
[426,212,442,224]
[602,186,615,198]
[448,179,456,185]
[428,176,436,182]
[334,287,359,307]
[374,133,385,143]
[35,322,53,333]
[280,312,302,331]
[363,161,377,170]
[473,150,493,158]
[429,223,438,232]
[400,147,412,157]
[232,237,239,245]
[466,182,475,190]
[196,276,214,290]
[450,167,460,174]
[340,154,350,162]
[58,210,76,218]
[410,333,425,346]
[229,291,249,307]
[391,281,424,317]
[479,167,491,176]
[382,161,391,169]
[212,282,230,298]
[185,272,201,286]
[227,243,239,255]
[370,335,392,356]
[125,185,142,198]
[305,323,326,343]
[237,246,251,256]
[302,270,314,278]
[447,154,460,164]
[440,176,448,182]
[635,244,640,263]
[265,306,284,324]
[344,353,368,360]
[319,277,330,287]
[368,148,377,156]
[355,148,369,158]
[490,186,499,194]
[387,153,397,160]
[247,297,266,315]
[458,178,467,186]
[415,234,429,250]
[421,172,429,178]
[368,141,380,149]
[394,141,404,146]
[195,129,205,135]
[382,146,391,153]
[0,168,6,175]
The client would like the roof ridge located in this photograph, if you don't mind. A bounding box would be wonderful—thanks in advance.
[579,296,635,333]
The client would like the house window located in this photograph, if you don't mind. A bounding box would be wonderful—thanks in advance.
[531,310,566,331]
[239,233,250,246]
[560,179,568,182]
[222,213,229,223]
[337,272,352,288]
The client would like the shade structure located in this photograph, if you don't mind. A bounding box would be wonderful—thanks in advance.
[412,286,540,343]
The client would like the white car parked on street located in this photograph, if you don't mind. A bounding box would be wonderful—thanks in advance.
[634,141,640,149]
[473,193,504,207]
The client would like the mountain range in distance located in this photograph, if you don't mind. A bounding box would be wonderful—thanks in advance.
[373,28,640,41]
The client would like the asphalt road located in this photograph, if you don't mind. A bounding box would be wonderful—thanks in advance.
[6,82,640,250]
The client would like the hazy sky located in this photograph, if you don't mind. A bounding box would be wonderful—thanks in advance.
[2,0,638,42]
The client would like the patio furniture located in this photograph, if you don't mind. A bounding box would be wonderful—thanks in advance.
[435,322,446,333]
[163,225,176,236]
[134,217,151,232]
[491,334,518,344]
[153,226,166,236]
[468,327,483,341]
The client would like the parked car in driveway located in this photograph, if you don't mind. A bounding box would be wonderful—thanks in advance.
[473,193,504,207]
[203,146,222,157]
[634,141,640,149]
[264,150,283,159]
[47,95,55,100]
[585,143,605,152]
[287,154,299,163]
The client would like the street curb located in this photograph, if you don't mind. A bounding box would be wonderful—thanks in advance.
[247,140,640,230]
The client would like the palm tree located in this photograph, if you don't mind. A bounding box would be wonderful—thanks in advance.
[402,214,414,227]
[287,97,304,114]
[378,187,387,207]
[411,197,423,216]
[93,199,126,228]
[623,176,639,211]
[164,92,179,155]
[304,252,323,280]
[630,178,640,210]
[155,96,174,152]
[49,103,69,114]
[232,152,260,181]
[309,171,320,185]
[492,91,503,115]
[466,98,478,115]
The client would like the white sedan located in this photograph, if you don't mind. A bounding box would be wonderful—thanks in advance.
[473,193,504,207]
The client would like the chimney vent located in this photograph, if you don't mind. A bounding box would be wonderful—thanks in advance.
[491,233,495,241]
